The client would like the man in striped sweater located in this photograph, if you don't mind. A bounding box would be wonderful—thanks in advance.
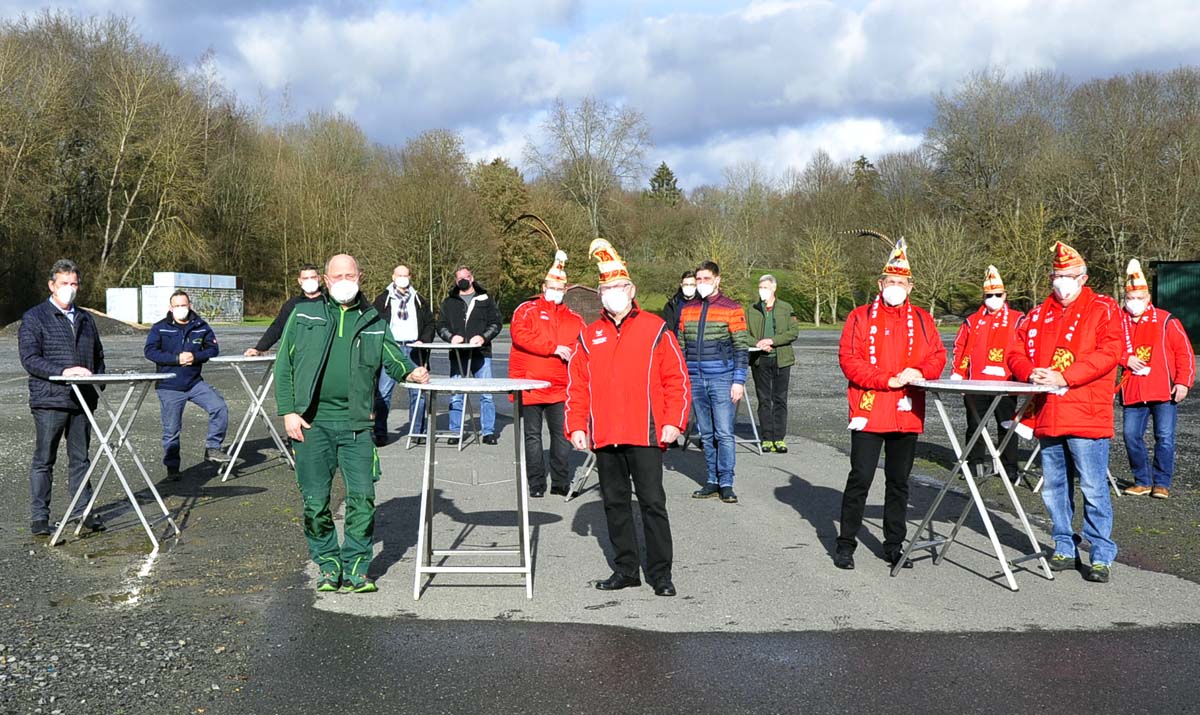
[678,260,751,504]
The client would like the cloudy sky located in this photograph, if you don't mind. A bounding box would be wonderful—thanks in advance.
[7,1,1200,189]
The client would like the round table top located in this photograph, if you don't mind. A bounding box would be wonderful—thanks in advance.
[409,341,484,350]
[211,354,277,364]
[409,377,550,394]
[911,379,1061,395]
[50,372,175,384]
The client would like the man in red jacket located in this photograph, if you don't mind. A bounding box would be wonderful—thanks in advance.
[836,237,946,570]
[1006,241,1124,583]
[950,265,1025,482]
[510,247,586,497]
[1118,258,1194,499]
[566,238,690,597]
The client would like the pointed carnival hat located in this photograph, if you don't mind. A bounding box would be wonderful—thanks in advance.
[588,237,631,286]
[1052,241,1086,271]
[882,236,911,278]
[983,265,1005,293]
[1125,258,1149,292]
[509,214,568,284]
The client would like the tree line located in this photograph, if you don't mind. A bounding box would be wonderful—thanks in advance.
[3,11,1198,325]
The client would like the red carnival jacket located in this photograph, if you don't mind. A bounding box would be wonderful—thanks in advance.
[1119,305,1195,405]
[1006,287,1124,439]
[565,306,690,449]
[951,304,1024,380]
[509,296,586,405]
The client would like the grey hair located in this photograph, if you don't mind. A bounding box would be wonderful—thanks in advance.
[49,259,80,282]
[758,274,777,286]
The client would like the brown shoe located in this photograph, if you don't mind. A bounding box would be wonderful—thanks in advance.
[1124,485,1152,496]
[1151,486,1170,499]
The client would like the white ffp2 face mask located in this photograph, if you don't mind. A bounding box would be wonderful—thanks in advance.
[758,288,773,302]
[330,280,359,305]
[544,288,564,304]
[171,306,190,322]
[300,278,320,294]
[601,290,630,315]
[55,286,77,307]
[696,283,715,299]
[681,285,696,299]
[1125,298,1147,316]
[1052,276,1081,302]
[395,277,411,290]
[984,296,1005,312]
[881,285,907,306]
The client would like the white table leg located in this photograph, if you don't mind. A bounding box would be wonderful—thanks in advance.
[223,364,291,482]
[514,392,533,598]
[414,390,437,600]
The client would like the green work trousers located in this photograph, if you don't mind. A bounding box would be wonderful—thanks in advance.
[293,421,380,580]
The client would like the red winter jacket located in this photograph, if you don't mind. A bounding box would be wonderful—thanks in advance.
[509,297,586,405]
[565,306,691,449]
[838,300,946,434]
[1006,287,1123,439]
[1119,306,1195,405]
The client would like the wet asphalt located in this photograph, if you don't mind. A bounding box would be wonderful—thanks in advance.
[1,326,1198,714]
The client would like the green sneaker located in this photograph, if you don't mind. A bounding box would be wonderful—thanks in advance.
[340,574,378,593]
[1047,553,1076,572]
[774,440,788,454]
[316,572,340,592]
[1084,563,1111,583]
[761,441,777,453]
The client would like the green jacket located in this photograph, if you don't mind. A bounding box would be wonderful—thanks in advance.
[746,298,800,369]
[275,292,416,429]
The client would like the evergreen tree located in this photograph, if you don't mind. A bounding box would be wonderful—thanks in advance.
[645,161,683,206]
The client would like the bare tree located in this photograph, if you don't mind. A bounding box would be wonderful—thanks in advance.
[524,96,651,237]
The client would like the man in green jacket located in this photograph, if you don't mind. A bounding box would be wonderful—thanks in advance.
[276,254,429,593]
[746,274,800,453]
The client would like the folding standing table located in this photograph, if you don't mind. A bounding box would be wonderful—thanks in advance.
[411,377,549,600]
[892,379,1058,591]
[406,342,482,451]
[209,355,294,481]
[48,373,181,553]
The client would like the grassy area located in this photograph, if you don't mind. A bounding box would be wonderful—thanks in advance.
[241,315,274,326]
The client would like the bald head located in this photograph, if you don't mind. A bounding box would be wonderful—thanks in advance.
[325,254,359,278]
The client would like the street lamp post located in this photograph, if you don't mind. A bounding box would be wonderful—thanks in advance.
[427,217,441,302]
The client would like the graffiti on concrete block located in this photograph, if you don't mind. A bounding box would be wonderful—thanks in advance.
[187,288,244,323]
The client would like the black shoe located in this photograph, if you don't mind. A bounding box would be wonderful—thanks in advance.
[30,519,51,537]
[653,580,677,597]
[1084,563,1111,583]
[482,434,498,445]
[833,551,855,570]
[205,447,233,463]
[1047,553,1078,572]
[412,436,426,445]
[549,485,570,497]
[692,484,720,499]
[373,434,387,447]
[884,551,913,569]
[719,487,738,504]
[166,466,181,482]
[529,486,545,498]
[447,437,460,446]
[595,573,641,591]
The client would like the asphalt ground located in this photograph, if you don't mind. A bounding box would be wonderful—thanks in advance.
[0,325,1197,714]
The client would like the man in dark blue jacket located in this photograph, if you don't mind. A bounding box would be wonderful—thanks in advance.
[144,290,231,478]
[19,259,107,536]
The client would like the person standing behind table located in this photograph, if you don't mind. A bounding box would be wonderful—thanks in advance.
[1006,241,1124,584]
[244,263,324,356]
[678,260,751,504]
[275,253,429,593]
[508,221,586,498]
[144,290,232,480]
[746,274,800,454]
[18,259,107,536]
[661,270,697,334]
[835,236,946,571]
[948,265,1025,483]
[566,238,690,597]
[436,265,503,445]
[1118,258,1193,499]
[372,263,435,446]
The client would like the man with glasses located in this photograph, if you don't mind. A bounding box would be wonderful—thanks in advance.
[567,239,690,597]
[949,266,1024,482]
[1006,242,1124,583]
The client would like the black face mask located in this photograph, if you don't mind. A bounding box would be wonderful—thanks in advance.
[456,279,471,291]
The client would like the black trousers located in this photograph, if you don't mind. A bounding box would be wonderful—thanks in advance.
[522,401,571,489]
[838,431,918,554]
[595,445,673,583]
[30,408,93,522]
[962,394,1019,478]
[750,358,791,442]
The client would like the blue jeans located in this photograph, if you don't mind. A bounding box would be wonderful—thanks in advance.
[1039,436,1117,564]
[375,344,425,436]
[448,352,495,436]
[1122,401,1177,488]
[30,408,93,522]
[692,371,737,487]
[157,381,229,470]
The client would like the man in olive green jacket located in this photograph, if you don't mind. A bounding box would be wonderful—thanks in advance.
[746,274,799,453]
[276,254,429,593]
